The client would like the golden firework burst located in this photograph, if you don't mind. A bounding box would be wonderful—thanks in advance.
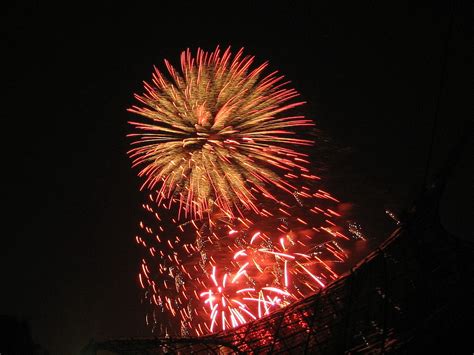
[128,46,313,219]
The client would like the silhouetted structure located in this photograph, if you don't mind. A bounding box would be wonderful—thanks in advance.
[82,142,473,354]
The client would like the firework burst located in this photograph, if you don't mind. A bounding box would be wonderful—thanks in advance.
[128,46,313,219]
[128,46,363,337]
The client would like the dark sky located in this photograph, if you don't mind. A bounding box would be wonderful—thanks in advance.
[2,2,471,354]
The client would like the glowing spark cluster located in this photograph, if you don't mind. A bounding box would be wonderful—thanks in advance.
[128,47,363,336]
[128,46,313,219]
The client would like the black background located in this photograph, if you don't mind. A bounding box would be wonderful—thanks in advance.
[2,1,471,354]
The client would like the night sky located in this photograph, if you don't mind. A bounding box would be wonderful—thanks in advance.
[2,2,471,354]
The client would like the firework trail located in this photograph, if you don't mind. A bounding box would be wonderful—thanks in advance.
[128,47,362,336]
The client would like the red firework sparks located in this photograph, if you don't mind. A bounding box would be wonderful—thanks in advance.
[134,179,359,336]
